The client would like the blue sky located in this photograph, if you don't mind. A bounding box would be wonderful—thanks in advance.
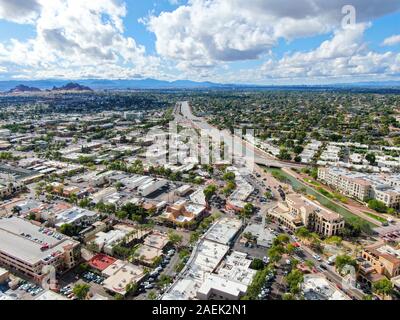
[0,0,399,84]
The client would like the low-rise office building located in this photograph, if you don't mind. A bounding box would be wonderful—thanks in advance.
[103,263,146,296]
[268,194,345,237]
[197,251,256,300]
[54,207,98,229]
[162,218,243,300]
[162,199,206,225]
[138,179,167,197]
[302,274,350,300]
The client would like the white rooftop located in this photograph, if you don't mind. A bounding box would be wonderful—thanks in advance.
[0,216,78,265]
[302,275,350,300]
[203,217,242,245]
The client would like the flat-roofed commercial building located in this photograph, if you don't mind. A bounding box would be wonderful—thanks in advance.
[203,217,242,245]
[138,179,167,197]
[0,217,80,283]
[162,218,243,300]
[197,251,256,300]
[54,207,98,229]
[302,274,350,300]
[313,208,345,237]
[103,263,146,296]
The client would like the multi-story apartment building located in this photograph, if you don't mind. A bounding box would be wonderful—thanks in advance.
[0,217,80,283]
[268,194,345,237]
[317,167,371,200]
[318,167,400,208]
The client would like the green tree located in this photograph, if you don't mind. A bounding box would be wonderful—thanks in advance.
[268,245,285,263]
[59,223,77,236]
[114,293,124,300]
[286,243,296,255]
[273,234,290,245]
[285,270,304,294]
[264,190,273,199]
[114,182,124,191]
[69,193,78,205]
[189,232,200,244]
[239,203,254,222]
[282,293,296,300]
[157,275,173,287]
[203,184,217,202]
[116,210,128,220]
[148,291,157,300]
[125,282,138,295]
[365,153,376,165]
[368,199,388,213]
[335,255,357,274]
[278,148,292,161]
[250,258,264,270]
[78,198,91,208]
[295,227,311,239]
[73,283,90,300]
[168,231,183,247]
[373,278,394,298]
[222,172,235,182]
[325,236,342,246]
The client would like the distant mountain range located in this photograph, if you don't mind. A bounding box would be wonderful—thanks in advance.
[5,82,93,93]
[0,79,228,92]
[8,84,42,93]
[51,82,93,91]
[1,79,400,92]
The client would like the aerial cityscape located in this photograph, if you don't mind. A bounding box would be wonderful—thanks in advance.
[0,0,400,307]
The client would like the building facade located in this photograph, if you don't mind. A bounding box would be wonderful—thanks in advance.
[268,194,345,237]
[0,217,80,283]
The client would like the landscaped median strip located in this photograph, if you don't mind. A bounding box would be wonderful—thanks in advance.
[363,212,388,224]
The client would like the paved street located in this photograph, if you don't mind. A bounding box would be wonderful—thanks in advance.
[177,101,305,170]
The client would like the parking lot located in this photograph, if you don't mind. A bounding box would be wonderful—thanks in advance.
[0,280,44,300]
[132,248,178,300]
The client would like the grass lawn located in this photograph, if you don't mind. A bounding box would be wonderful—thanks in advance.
[363,212,387,223]
[303,178,321,187]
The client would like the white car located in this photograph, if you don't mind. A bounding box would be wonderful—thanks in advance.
[155,266,163,273]
[313,254,322,261]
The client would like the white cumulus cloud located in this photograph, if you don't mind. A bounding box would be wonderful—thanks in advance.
[0,0,160,79]
[257,24,400,82]
[0,0,41,24]
[382,34,400,46]
[146,0,400,69]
